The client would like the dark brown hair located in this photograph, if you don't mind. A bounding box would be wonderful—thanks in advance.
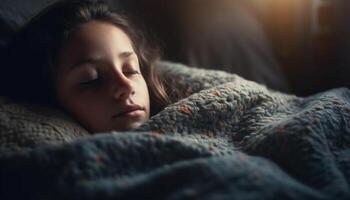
[1,0,170,115]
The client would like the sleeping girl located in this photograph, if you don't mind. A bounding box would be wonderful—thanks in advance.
[1,0,173,133]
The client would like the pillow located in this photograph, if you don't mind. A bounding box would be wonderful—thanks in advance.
[0,61,240,153]
[0,96,89,153]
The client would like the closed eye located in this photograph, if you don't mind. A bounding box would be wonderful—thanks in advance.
[80,77,102,87]
[123,70,140,76]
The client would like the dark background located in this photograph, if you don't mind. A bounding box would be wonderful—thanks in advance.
[0,0,349,96]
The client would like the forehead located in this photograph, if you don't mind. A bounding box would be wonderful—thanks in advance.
[61,21,135,59]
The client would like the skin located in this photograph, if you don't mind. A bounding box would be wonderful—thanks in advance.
[54,21,150,133]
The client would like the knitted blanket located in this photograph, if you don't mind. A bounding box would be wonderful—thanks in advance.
[0,62,350,199]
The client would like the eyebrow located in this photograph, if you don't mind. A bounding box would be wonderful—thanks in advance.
[70,51,136,69]
[119,51,135,59]
[70,58,97,69]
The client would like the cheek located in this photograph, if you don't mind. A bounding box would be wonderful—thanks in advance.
[142,80,151,118]
[139,79,150,103]
[59,93,110,132]
[56,82,107,121]
[65,97,100,115]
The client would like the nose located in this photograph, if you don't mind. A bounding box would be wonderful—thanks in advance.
[110,73,135,100]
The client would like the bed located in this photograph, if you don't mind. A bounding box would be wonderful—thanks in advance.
[0,61,350,199]
[1,1,350,199]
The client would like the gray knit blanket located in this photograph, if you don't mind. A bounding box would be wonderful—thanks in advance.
[0,62,350,200]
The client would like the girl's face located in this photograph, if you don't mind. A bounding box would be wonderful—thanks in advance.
[55,21,150,132]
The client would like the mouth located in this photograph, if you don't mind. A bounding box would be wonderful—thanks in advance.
[112,105,145,118]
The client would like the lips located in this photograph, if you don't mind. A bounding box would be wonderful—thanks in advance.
[112,105,144,118]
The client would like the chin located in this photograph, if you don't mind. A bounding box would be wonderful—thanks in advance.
[114,121,144,132]
[88,119,147,133]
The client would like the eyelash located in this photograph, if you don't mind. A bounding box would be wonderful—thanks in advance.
[79,70,140,88]
[80,77,102,88]
[124,70,140,76]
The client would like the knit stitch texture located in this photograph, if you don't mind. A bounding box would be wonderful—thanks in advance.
[0,61,349,199]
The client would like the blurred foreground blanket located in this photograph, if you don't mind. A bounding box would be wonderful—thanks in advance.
[0,62,350,200]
